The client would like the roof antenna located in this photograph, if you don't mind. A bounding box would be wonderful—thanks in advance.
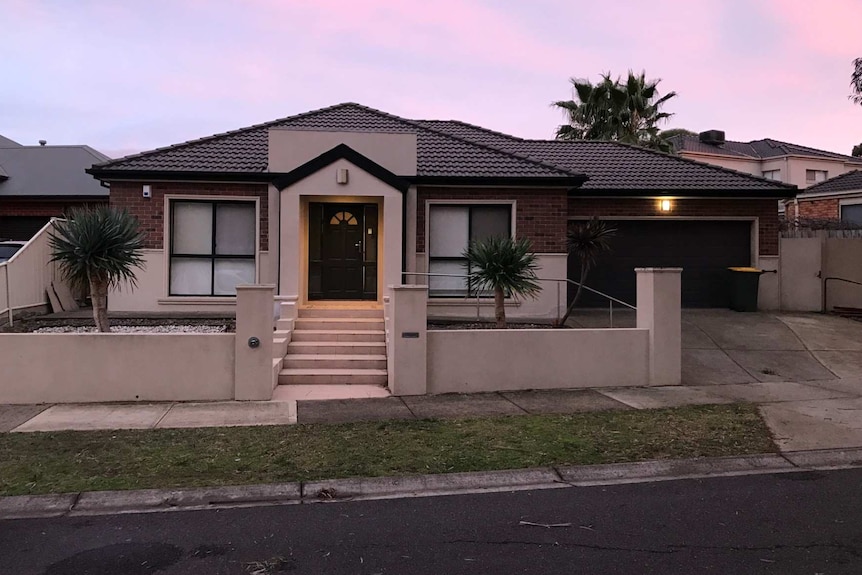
[38,140,46,146]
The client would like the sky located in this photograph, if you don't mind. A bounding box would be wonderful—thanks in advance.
[1,0,861,160]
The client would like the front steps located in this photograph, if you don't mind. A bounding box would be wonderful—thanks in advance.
[277,306,388,387]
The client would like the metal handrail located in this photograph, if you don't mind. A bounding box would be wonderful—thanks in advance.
[823,276,862,312]
[401,271,636,326]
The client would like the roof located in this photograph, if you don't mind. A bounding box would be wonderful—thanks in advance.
[0,135,22,148]
[90,103,794,195]
[0,145,111,198]
[799,170,862,196]
[669,134,862,164]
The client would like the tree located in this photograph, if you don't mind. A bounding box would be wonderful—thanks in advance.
[851,58,862,105]
[554,70,678,151]
[558,218,617,326]
[50,207,145,332]
[463,236,542,328]
[852,143,862,157]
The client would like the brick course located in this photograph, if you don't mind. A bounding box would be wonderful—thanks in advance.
[108,182,268,250]
[795,198,840,220]
[568,197,780,256]
[416,187,567,253]
[0,198,107,217]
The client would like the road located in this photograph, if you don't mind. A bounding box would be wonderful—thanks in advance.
[2,468,862,574]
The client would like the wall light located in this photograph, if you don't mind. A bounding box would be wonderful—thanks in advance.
[659,199,672,212]
[336,168,349,185]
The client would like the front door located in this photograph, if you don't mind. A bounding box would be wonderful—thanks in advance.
[308,203,378,300]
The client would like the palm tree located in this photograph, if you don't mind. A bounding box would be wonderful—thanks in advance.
[558,218,617,326]
[50,206,146,332]
[851,58,862,105]
[554,70,677,151]
[463,236,542,328]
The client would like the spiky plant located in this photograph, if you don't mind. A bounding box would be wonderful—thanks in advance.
[559,217,617,325]
[463,236,542,328]
[50,207,145,332]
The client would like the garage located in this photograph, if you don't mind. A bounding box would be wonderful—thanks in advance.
[569,219,753,308]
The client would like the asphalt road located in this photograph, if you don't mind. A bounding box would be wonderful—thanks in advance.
[3,469,862,574]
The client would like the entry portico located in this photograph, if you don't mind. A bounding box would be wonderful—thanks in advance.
[269,129,412,306]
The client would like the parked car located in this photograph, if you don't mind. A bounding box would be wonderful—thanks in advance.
[0,240,26,263]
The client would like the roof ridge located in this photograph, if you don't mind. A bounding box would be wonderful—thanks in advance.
[92,102,362,169]
[571,139,797,189]
[415,118,526,142]
[750,138,862,162]
[352,106,581,177]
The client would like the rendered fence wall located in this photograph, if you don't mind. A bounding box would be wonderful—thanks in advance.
[0,219,64,323]
[0,333,235,404]
[426,328,650,394]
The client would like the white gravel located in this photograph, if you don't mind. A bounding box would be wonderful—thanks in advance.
[33,325,229,334]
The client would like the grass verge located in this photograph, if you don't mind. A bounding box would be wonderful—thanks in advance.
[0,404,775,496]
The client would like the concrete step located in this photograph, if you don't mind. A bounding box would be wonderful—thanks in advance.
[282,354,387,370]
[287,341,386,355]
[294,318,385,331]
[291,330,385,343]
[298,308,383,318]
[278,368,388,385]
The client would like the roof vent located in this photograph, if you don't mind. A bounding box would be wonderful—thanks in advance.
[38,140,46,146]
[698,130,725,145]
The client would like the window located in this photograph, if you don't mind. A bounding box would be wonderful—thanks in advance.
[841,203,862,225]
[762,169,781,181]
[169,200,256,296]
[806,170,828,184]
[428,204,511,296]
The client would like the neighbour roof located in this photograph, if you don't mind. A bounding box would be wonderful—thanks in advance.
[669,134,862,164]
[0,135,22,148]
[799,170,862,195]
[0,145,111,197]
[90,103,794,194]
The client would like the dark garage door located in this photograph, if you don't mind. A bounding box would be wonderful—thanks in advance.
[568,219,752,308]
[0,216,51,241]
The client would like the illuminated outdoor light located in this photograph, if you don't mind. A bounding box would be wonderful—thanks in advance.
[660,199,672,212]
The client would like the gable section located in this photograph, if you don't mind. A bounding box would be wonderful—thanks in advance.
[272,144,409,193]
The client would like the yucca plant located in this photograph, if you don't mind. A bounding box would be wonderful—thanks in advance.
[463,236,542,328]
[50,207,146,332]
[559,217,617,325]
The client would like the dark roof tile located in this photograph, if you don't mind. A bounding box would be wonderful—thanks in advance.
[800,170,862,195]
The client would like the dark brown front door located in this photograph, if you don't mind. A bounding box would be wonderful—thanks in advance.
[308,203,378,300]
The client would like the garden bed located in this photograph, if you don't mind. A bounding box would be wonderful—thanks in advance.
[428,320,562,330]
[0,315,235,333]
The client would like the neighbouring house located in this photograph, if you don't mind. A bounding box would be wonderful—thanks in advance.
[86,103,795,317]
[781,170,862,225]
[667,131,862,219]
[0,135,110,240]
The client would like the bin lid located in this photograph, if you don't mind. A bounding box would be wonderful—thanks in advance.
[728,267,763,273]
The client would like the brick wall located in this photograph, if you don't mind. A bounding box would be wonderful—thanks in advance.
[416,187,567,253]
[0,198,107,217]
[568,197,780,256]
[796,198,840,220]
[109,182,268,250]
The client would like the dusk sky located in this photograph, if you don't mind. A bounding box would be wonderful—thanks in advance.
[2,0,860,160]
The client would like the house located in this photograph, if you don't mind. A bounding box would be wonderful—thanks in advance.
[781,170,862,225]
[667,131,862,218]
[86,103,794,317]
[0,136,110,240]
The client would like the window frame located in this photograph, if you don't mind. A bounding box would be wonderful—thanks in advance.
[426,201,515,298]
[762,169,781,181]
[167,197,259,297]
[806,169,828,184]
[839,198,862,225]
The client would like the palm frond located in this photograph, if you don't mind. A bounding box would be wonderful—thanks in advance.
[463,236,542,299]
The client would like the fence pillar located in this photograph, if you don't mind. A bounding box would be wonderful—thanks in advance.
[235,285,275,400]
[636,268,681,386]
[388,285,428,396]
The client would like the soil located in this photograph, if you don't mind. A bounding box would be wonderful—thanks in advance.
[427,321,563,330]
[0,314,236,334]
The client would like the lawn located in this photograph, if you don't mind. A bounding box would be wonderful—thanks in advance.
[0,404,776,496]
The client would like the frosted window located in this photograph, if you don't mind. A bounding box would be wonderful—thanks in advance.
[173,203,213,254]
[429,260,468,296]
[214,259,255,295]
[471,206,511,242]
[170,258,212,295]
[841,204,862,225]
[429,206,469,257]
[216,203,255,255]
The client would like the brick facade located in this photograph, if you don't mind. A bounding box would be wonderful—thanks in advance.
[108,182,268,250]
[416,187,568,253]
[795,198,840,220]
[0,198,107,217]
[568,197,780,256]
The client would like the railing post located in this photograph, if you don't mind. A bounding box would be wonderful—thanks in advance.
[609,300,613,328]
